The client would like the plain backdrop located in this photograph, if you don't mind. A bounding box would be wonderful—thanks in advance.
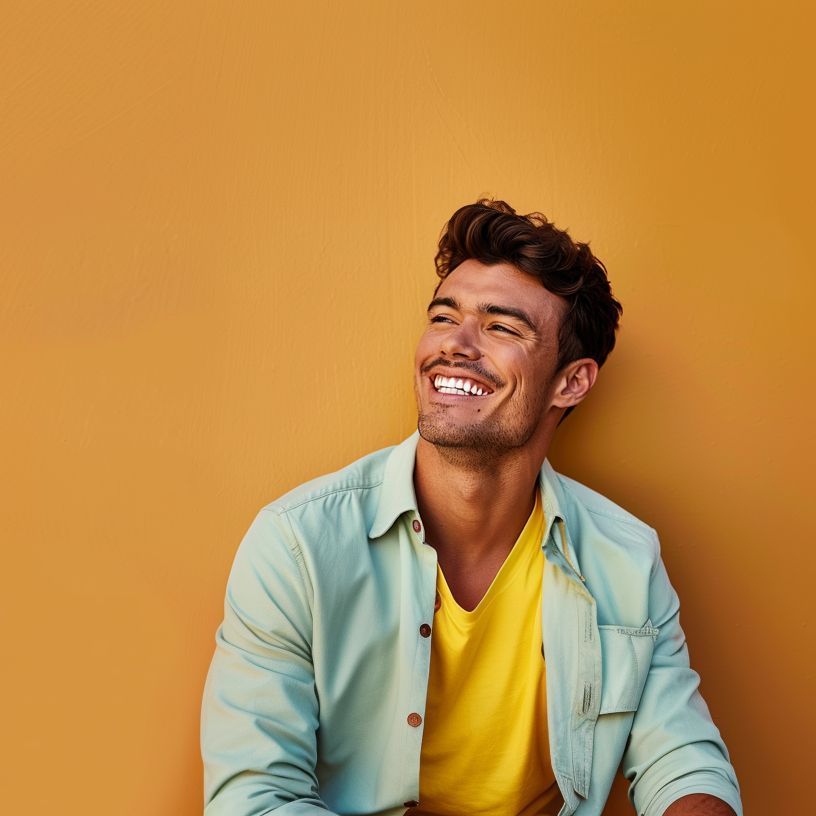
[2,1,814,813]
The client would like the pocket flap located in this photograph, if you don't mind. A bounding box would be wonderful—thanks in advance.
[598,620,658,714]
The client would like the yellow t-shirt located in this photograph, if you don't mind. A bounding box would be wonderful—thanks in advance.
[414,491,563,816]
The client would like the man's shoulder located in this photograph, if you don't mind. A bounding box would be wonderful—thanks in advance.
[551,468,662,593]
[260,442,395,517]
[551,467,658,543]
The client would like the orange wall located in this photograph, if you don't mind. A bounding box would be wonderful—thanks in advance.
[2,2,814,812]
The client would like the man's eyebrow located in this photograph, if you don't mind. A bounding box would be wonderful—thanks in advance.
[426,296,538,333]
[479,302,538,333]
[426,296,459,313]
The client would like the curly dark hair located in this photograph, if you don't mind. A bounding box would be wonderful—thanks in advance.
[434,198,623,420]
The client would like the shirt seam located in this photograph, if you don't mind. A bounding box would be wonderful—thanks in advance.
[557,477,657,534]
[270,480,384,513]
[259,508,312,599]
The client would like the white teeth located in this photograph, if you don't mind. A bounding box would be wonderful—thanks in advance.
[432,374,491,396]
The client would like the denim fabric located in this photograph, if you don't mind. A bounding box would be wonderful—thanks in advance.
[201,432,741,816]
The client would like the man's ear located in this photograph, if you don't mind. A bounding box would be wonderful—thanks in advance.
[550,358,599,410]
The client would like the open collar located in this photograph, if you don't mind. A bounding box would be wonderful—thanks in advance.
[368,431,583,577]
[368,432,421,539]
[539,457,583,580]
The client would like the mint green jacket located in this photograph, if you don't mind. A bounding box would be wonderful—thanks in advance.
[200,433,742,816]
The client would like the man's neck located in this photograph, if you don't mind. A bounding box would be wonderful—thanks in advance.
[413,435,548,569]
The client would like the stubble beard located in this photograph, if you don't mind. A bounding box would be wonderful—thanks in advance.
[416,390,545,468]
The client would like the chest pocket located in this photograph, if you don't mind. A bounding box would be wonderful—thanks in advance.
[598,621,659,714]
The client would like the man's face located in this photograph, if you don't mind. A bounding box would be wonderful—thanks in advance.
[414,259,566,455]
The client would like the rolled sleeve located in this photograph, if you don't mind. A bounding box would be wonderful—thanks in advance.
[644,771,743,815]
[200,508,338,815]
[622,535,742,816]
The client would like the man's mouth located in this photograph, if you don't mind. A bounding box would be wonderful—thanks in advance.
[431,374,493,397]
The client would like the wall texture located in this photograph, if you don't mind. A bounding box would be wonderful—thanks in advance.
[2,1,814,812]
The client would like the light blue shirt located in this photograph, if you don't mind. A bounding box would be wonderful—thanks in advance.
[200,432,742,815]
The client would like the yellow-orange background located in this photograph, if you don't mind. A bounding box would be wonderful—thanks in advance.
[2,1,814,812]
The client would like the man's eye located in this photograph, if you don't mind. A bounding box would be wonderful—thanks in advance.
[430,315,454,324]
[489,324,517,335]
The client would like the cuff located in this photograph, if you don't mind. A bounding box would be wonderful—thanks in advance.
[642,772,743,816]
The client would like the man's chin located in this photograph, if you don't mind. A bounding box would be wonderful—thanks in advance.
[417,416,488,448]
[417,412,536,456]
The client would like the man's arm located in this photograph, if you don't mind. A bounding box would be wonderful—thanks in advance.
[200,508,337,815]
[621,534,742,816]
[664,794,736,815]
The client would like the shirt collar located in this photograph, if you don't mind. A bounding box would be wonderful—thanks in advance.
[539,457,583,579]
[368,432,582,575]
[368,431,421,539]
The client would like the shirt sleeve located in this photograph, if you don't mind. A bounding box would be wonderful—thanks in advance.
[621,532,743,816]
[200,508,337,815]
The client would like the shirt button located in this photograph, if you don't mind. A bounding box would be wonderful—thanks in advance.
[419,623,431,637]
[407,712,422,727]
[404,801,419,808]
[434,592,441,612]
[412,519,422,533]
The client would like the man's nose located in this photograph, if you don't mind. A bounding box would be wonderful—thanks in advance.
[440,320,481,359]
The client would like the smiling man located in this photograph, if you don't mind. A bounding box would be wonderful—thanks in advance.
[201,200,742,816]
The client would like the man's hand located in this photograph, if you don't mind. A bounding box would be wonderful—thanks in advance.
[663,794,737,815]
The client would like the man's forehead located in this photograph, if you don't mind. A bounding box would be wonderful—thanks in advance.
[432,260,566,324]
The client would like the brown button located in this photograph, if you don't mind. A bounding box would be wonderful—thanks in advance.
[404,801,419,808]
[434,592,441,612]
[412,519,422,533]
[407,712,422,727]
[419,623,431,637]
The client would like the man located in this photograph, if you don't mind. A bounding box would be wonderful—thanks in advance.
[200,200,742,815]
